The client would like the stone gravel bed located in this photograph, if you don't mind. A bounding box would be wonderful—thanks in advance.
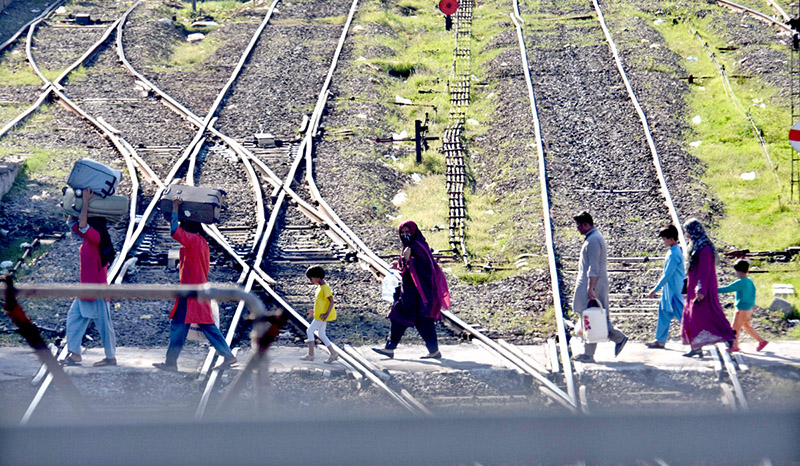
[28,0,131,73]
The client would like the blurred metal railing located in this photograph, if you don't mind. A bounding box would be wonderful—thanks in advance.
[0,410,797,465]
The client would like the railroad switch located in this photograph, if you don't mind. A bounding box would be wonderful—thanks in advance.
[375,114,439,163]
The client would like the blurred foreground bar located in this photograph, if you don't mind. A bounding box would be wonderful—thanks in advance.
[1,409,798,465]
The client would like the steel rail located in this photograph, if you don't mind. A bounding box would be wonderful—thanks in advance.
[24,13,52,87]
[21,87,144,423]
[546,0,752,417]
[170,0,427,417]
[590,0,687,252]
[14,283,267,424]
[0,1,133,140]
[764,0,791,22]
[118,0,568,415]
[0,0,65,53]
[687,21,782,191]
[715,0,793,33]
[715,342,750,411]
[285,0,576,411]
[21,0,268,420]
[510,4,577,408]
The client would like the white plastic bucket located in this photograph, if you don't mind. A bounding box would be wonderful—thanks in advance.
[578,306,608,343]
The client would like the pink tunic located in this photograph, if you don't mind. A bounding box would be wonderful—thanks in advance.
[681,246,735,349]
[169,226,214,324]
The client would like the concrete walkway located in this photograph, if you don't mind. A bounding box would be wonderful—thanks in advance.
[1,340,798,382]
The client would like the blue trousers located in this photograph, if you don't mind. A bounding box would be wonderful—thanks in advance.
[166,299,233,366]
[66,298,116,359]
[655,297,683,344]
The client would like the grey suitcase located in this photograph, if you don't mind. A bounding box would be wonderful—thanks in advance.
[160,185,225,224]
[67,159,122,198]
[61,187,129,222]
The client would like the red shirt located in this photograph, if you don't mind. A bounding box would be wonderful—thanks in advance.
[169,226,214,324]
[71,223,107,284]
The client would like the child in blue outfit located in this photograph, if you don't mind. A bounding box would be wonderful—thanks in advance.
[646,225,685,349]
[718,259,768,353]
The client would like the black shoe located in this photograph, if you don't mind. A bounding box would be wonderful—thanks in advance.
[682,348,703,358]
[421,350,441,359]
[152,362,178,372]
[614,336,629,357]
[573,354,594,363]
[372,348,394,359]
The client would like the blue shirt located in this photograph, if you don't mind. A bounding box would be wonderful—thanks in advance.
[718,277,756,310]
[652,244,685,296]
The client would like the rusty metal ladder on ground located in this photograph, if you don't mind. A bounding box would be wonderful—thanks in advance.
[444,0,473,264]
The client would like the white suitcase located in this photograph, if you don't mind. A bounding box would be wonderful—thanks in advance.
[67,159,122,198]
[578,305,609,343]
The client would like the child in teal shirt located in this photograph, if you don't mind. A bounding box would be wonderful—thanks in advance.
[718,259,768,353]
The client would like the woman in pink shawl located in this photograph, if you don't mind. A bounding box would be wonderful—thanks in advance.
[681,218,735,357]
[373,221,450,359]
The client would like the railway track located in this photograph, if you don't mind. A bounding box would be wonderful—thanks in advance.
[7,0,585,421]
[511,0,759,413]
[4,0,780,424]
[715,0,793,33]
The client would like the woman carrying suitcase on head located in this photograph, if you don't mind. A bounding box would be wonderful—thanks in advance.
[153,197,237,372]
[62,189,117,367]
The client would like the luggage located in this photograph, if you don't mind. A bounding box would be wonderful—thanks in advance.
[577,302,609,344]
[67,159,122,198]
[160,184,225,224]
[61,187,129,222]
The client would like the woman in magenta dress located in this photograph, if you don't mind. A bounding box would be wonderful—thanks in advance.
[681,219,735,357]
[372,220,450,359]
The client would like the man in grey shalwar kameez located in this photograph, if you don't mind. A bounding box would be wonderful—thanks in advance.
[572,212,627,362]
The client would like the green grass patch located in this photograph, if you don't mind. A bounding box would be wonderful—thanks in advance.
[350,0,546,281]
[647,9,800,251]
[65,65,89,83]
[747,260,800,315]
[393,149,445,174]
[166,34,222,69]
[395,174,449,250]
[0,103,29,126]
[314,15,347,26]
[173,0,249,26]
[0,65,41,86]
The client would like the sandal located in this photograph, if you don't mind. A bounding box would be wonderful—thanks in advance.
[61,354,81,366]
[93,358,117,367]
[324,354,339,364]
[299,354,314,361]
[214,356,238,371]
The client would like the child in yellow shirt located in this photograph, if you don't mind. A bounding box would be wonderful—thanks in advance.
[300,266,338,363]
